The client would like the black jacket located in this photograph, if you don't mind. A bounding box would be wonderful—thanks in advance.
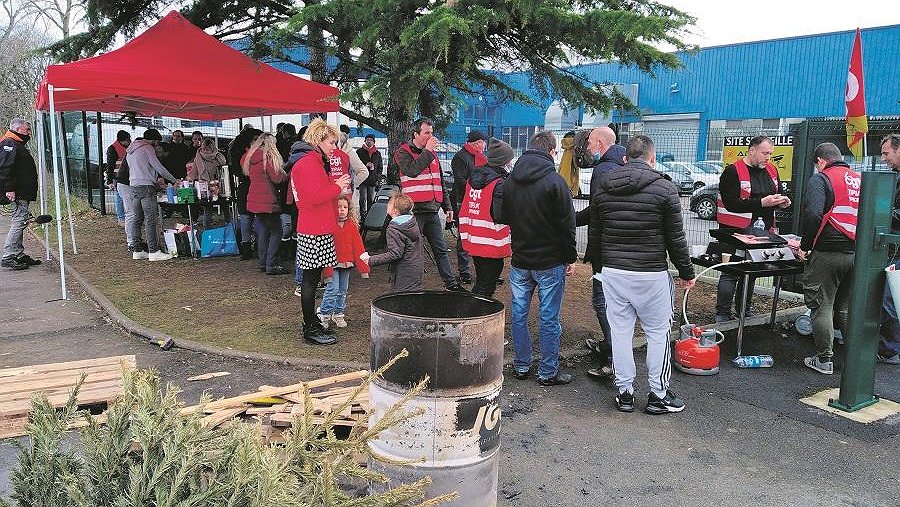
[451,145,481,207]
[575,144,627,267]
[590,159,694,280]
[719,161,780,230]
[163,141,192,180]
[357,147,384,186]
[0,133,38,201]
[799,161,855,252]
[499,149,576,270]
[468,164,508,224]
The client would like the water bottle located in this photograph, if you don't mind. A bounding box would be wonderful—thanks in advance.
[732,355,774,368]
[753,216,766,232]
[166,183,175,203]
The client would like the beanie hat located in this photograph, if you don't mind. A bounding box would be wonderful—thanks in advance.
[467,130,486,143]
[487,137,514,167]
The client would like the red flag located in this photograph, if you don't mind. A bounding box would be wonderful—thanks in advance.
[845,28,868,159]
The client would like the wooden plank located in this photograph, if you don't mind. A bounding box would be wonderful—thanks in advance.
[269,412,362,428]
[0,363,123,387]
[186,371,231,381]
[0,383,121,418]
[1,413,108,440]
[245,404,289,415]
[0,356,136,378]
[201,406,249,428]
[181,370,369,414]
[0,379,122,404]
[0,369,124,397]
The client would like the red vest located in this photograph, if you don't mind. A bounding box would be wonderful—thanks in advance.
[716,159,780,228]
[329,149,352,195]
[812,164,860,248]
[112,141,127,175]
[459,179,511,258]
[396,144,443,203]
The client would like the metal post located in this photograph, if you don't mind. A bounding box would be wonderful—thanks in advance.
[829,170,896,412]
[96,112,106,215]
[56,112,78,254]
[35,111,50,260]
[47,85,68,300]
[81,111,92,209]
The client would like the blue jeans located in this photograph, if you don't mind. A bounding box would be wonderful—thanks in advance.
[456,234,471,280]
[509,264,566,379]
[415,211,455,286]
[114,188,125,221]
[320,267,351,314]
[253,213,281,271]
[239,213,254,244]
[881,259,900,356]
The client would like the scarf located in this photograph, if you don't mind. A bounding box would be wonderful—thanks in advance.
[558,136,578,197]
[464,142,488,167]
[366,145,378,157]
[1,131,27,144]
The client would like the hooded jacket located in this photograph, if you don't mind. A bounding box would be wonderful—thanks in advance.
[242,149,287,214]
[126,139,177,187]
[367,214,424,292]
[575,143,627,267]
[499,149,576,270]
[0,131,37,201]
[190,148,226,182]
[590,159,694,280]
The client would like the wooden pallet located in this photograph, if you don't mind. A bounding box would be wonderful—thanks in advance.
[0,355,136,439]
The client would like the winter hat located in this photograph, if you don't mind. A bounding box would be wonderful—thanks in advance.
[487,137,514,167]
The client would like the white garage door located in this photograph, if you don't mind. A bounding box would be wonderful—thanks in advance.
[638,113,700,162]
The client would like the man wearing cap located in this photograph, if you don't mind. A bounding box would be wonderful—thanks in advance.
[459,138,514,297]
[356,134,383,216]
[0,118,41,271]
[125,128,179,261]
[450,130,488,284]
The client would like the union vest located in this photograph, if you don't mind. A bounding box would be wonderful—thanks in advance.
[459,179,511,258]
[716,159,780,229]
[396,144,443,203]
[329,149,352,195]
[112,141,127,174]
[812,164,860,248]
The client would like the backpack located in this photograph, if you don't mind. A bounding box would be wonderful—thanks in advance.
[572,129,595,169]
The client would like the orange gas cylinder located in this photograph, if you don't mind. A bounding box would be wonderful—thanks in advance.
[674,325,723,375]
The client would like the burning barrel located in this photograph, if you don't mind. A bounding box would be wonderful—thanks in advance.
[368,291,505,506]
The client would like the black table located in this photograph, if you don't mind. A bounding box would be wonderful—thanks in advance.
[692,255,804,356]
[158,198,232,257]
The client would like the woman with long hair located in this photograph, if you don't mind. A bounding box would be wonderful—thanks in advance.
[242,133,288,275]
[290,119,351,344]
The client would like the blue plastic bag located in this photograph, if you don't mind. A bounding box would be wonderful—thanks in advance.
[200,223,239,258]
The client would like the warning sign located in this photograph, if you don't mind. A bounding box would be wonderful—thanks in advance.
[722,135,794,194]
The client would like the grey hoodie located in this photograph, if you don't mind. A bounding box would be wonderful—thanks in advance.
[126,139,177,187]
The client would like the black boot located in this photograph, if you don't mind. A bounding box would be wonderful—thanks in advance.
[239,242,252,260]
[303,322,337,345]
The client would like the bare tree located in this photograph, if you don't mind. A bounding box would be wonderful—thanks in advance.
[0,0,51,121]
[22,0,84,38]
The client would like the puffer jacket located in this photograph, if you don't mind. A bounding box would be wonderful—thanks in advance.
[576,144,626,268]
[590,159,694,280]
[0,131,37,201]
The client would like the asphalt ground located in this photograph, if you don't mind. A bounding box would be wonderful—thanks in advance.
[1,214,898,506]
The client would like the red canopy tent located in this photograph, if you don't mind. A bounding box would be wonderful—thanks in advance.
[35,11,339,119]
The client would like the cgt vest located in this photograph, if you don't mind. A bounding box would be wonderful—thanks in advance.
[812,164,860,248]
[396,144,443,203]
[716,159,779,229]
[329,148,352,195]
[459,179,511,258]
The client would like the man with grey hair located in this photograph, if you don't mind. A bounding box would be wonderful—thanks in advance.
[0,118,40,270]
[797,142,859,374]
[591,134,695,414]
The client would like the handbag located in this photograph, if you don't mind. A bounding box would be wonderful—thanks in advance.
[200,223,239,257]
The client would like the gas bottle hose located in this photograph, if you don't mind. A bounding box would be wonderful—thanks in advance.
[682,260,754,326]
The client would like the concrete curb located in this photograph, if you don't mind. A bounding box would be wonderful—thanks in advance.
[31,228,367,371]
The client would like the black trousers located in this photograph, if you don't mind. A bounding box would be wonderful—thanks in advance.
[301,267,324,327]
[472,257,504,298]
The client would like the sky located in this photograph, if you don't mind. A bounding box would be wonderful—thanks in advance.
[662,0,900,47]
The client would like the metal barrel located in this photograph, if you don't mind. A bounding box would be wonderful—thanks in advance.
[368,291,505,506]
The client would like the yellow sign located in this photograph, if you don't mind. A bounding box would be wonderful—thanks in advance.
[722,135,794,193]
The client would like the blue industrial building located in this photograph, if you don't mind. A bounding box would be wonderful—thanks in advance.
[448,24,900,161]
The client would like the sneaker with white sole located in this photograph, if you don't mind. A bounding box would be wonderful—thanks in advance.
[132,251,149,260]
[804,355,834,375]
[645,391,686,414]
[148,250,173,261]
[294,285,302,297]
[316,308,330,329]
[332,314,347,328]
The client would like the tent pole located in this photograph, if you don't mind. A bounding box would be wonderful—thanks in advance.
[47,85,68,300]
[35,110,50,260]
[55,112,78,254]
[259,115,265,132]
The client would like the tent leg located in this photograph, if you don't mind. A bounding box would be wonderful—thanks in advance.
[35,110,51,260]
[47,85,68,300]
[55,112,78,255]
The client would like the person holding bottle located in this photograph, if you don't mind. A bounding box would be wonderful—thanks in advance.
[714,135,791,322]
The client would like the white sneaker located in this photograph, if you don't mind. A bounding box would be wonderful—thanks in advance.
[132,251,149,260]
[316,307,330,328]
[148,250,173,261]
[294,285,302,297]
[332,314,347,328]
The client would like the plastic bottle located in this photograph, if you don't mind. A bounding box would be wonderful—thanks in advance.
[732,355,774,368]
[753,217,766,231]
[166,183,175,203]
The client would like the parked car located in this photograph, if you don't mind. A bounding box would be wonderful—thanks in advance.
[662,161,720,190]
[695,160,724,175]
[689,183,719,220]
[655,162,697,195]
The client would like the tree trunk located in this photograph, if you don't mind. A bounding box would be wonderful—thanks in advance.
[384,80,412,184]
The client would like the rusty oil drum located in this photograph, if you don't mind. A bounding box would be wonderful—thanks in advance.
[368,291,505,506]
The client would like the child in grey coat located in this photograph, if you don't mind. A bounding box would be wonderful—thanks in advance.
[361,193,424,292]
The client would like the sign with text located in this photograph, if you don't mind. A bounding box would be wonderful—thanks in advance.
[722,135,794,194]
